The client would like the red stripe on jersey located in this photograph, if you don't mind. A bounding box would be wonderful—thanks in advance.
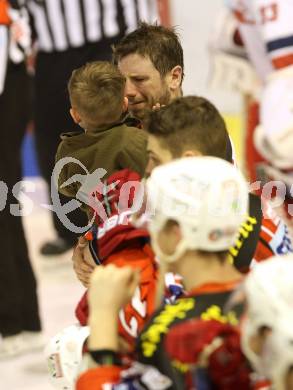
[76,366,123,390]
[188,279,243,296]
[272,53,293,69]
[0,0,11,25]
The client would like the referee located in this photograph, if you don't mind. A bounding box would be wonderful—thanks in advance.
[0,0,42,357]
[25,0,159,255]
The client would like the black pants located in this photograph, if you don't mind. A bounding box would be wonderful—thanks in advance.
[34,38,121,243]
[0,63,41,336]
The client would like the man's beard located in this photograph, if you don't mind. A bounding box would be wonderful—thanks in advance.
[130,88,172,121]
[158,88,172,106]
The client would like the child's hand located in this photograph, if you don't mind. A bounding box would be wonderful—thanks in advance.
[87,264,139,352]
[72,237,96,287]
[89,264,140,315]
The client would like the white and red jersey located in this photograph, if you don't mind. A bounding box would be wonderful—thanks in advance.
[228,0,293,182]
[229,0,293,76]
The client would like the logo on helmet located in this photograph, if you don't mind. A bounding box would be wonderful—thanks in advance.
[209,227,236,241]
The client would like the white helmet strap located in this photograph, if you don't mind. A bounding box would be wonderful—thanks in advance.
[151,234,189,264]
[241,319,263,374]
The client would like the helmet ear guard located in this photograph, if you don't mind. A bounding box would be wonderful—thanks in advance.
[242,255,293,387]
[241,319,270,376]
[45,324,89,389]
[260,325,292,389]
[147,213,189,264]
[150,230,191,264]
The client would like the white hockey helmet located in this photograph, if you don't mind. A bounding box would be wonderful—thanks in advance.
[146,156,248,263]
[45,324,89,390]
[242,255,293,389]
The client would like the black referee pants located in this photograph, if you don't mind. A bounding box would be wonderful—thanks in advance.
[0,63,41,336]
[34,39,120,243]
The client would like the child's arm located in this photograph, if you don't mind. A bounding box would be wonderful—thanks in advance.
[55,141,79,198]
[76,264,139,389]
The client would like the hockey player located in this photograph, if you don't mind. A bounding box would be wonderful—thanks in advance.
[76,156,252,389]
[241,254,293,390]
[144,96,292,271]
[221,0,293,226]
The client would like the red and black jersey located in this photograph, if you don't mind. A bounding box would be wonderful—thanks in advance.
[76,280,255,390]
[136,280,250,390]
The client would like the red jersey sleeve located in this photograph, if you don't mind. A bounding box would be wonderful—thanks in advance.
[105,244,157,348]
[76,366,123,390]
[253,200,292,264]
[75,244,157,350]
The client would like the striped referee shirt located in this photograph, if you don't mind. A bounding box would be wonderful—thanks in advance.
[25,0,158,52]
[0,2,31,95]
[0,26,8,94]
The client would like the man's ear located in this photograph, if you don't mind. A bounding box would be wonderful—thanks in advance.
[70,108,81,124]
[169,65,183,91]
[122,97,128,113]
[182,149,202,158]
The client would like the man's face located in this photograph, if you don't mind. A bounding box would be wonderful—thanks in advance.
[118,53,172,120]
[145,134,201,177]
[145,135,174,177]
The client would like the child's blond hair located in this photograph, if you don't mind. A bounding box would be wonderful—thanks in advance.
[68,61,126,129]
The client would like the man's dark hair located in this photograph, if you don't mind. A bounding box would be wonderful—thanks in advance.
[144,96,229,161]
[113,22,184,84]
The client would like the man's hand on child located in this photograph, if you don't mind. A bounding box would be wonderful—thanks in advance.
[72,237,96,287]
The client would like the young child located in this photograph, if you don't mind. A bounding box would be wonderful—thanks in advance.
[55,61,147,213]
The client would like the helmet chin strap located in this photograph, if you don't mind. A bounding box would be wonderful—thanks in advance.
[150,234,189,264]
[261,328,293,390]
[241,320,263,375]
